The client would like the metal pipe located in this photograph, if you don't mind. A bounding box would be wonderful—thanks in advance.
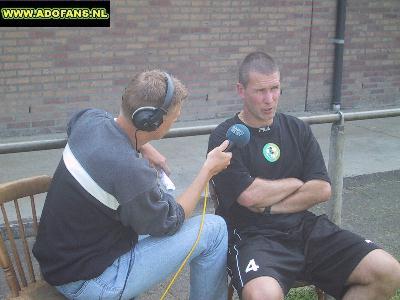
[0,139,67,154]
[164,125,216,139]
[328,112,345,226]
[1,108,400,155]
[343,108,400,121]
[332,0,347,111]
[301,114,340,125]
[326,111,346,300]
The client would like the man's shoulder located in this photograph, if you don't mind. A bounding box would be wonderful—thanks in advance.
[213,115,238,134]
[277,112,309,130]
[68,108,111,132]
[70,108,108,120]
[277,112,304,123]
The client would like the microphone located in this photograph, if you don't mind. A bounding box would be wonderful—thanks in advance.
[225,124,250,152]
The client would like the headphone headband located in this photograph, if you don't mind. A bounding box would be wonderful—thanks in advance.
[160,72,174,113]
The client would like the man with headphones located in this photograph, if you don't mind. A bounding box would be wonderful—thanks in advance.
[33,70,232,300]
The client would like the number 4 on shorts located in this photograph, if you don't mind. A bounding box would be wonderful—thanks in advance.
[245,259,259,273]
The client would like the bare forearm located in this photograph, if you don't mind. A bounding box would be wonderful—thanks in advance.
[139,143,170,174]
[175,140,232,219]
[270,180,331,214]
[238,177,303,208]
[176,166,211,218]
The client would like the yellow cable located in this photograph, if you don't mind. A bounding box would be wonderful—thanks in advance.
[160,184,209,300]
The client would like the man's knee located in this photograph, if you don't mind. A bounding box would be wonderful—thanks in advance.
[241,276,284,300]
[371,250,400,293]
[202,214,227,243]
[205,213,226,226]
[204,214,227,233]
[366,250,400,280]
[349,249,400,295]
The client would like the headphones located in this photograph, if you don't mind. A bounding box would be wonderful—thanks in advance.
[131,72,175,132]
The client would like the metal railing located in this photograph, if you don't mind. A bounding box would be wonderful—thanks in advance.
[1,108,400,225]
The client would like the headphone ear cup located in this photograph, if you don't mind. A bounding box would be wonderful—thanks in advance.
[130,72,174,132]
[132,107,159,131]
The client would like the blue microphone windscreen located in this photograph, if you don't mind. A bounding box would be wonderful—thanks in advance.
[226,124,250,148]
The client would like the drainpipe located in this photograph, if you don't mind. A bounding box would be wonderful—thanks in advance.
[332,0,347,112]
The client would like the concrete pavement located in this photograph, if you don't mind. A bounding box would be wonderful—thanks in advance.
[0,113,399,299]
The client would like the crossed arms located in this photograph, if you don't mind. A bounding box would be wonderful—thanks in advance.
[142,132,332,215]
[237,177,331,214]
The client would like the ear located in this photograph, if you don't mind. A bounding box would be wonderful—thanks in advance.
[236,82,245,99]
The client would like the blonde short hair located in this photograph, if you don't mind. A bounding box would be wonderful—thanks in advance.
[121,69,188,119]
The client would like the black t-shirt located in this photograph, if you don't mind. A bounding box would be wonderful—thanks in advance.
[208,113,330,231]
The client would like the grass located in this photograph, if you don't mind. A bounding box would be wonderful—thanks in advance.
[285,286,317,300]
[285,287,400,300]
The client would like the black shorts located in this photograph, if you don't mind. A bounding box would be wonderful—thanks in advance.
[227,212,379,299]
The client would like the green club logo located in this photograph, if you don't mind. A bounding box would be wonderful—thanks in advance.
[263,143,280,162]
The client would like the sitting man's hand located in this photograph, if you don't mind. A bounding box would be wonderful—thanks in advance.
[140,143,171,175]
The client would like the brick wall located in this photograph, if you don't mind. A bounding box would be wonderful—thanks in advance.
[341,0,400,109]
[0,0,399,137]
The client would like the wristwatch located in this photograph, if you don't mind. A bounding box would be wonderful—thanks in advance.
[263,206,271,215]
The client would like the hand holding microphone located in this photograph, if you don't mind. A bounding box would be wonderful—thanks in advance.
[205,124,251,176]
[205,140,232,177]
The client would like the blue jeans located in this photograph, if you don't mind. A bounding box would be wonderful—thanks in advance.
[56,214,228,300]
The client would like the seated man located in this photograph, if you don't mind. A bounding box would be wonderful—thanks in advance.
[33,70,232,300]
[208,51,400,300]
